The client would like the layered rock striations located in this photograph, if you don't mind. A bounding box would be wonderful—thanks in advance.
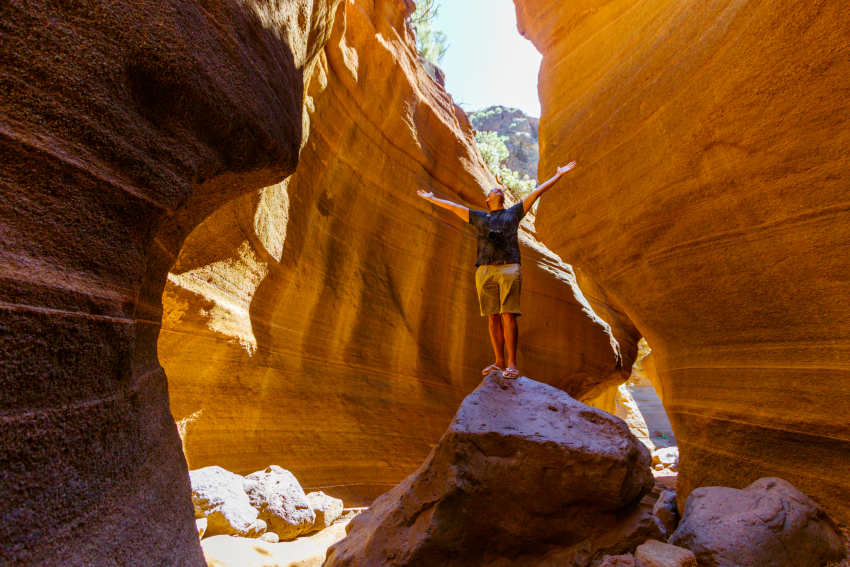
[161,0,635,508]
[0,0,340,564]
[515,0,850,522]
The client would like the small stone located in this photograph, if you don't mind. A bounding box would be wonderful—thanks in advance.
[259,532,279,543]
[635,540,697,567]
[249,518,267,537]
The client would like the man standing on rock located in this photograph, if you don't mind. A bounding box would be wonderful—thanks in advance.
[417,161,577,379]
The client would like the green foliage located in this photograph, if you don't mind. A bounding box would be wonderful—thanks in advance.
[500,166,536,198]
[475,131,536,199]
[475,131,508,174]
[410,1,448,65]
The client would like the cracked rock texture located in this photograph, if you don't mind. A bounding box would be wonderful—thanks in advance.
[244,465,316,540]
[0,0,340,564]
[190,466,261,537]
[325,375,655,566]
[161,0,635,508]
[669,477,845,567]
[514,0,850,523]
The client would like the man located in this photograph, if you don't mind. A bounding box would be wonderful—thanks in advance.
[417,161,577,379]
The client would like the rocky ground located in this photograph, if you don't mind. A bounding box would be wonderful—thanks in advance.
[196,376,847,566]
[192,373,847,567]
[190,464,363,566]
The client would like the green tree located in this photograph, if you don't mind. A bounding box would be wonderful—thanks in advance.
[475,131,536,199]
[475,131,508,174]
[410,1,448,65]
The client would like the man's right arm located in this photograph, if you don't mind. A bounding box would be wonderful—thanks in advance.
[417,190,470,223]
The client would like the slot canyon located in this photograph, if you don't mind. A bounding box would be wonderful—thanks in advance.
[1,0,847,566]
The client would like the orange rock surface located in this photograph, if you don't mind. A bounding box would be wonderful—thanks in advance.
[160,0,632,507]
[515,0,850,523]
[1,0,340,564]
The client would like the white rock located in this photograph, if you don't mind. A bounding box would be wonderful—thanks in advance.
[243,465,316,540]
[251,518,267,537]
[259,532,279,543]
[190,466,260,537]
[196,517,208,539]
[306,491,344,531]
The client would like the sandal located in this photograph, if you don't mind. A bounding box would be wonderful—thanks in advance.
[503,368,519,379]
[482,364,504,375]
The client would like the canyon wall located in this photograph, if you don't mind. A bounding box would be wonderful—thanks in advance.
[515,0,850,523]
[0,0,341,564]
[161,0,634,507]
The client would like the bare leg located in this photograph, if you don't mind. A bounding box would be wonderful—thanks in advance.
[501,313,518,373]
[488,314,506,368]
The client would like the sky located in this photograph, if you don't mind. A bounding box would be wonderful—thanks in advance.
[432,0,542,118]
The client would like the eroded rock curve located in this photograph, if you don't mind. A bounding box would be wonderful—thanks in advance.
[515,0,850,522]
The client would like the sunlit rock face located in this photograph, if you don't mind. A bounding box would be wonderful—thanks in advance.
[0,0,340,564]
[514,0,850,523]
[160,0,633,507]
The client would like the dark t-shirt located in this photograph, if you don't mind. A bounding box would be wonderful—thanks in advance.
[468,202,526,266]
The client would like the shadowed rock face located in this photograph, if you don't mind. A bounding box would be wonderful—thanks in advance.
[0,0,339,564]
[160,0,635,507]
[514,0,850,523]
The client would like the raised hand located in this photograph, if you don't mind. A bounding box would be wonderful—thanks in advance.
[417,189,434,200]
[557,161,577,175]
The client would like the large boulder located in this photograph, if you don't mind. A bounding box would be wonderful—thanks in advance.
[243,466,316,540]
[669,477,845,566]
[189,466,261,537]
[325,375,655,566]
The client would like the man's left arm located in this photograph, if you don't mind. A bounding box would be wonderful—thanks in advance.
[522,161,577,215]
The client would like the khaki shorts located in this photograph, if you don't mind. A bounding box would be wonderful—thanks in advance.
[475,263,522,316]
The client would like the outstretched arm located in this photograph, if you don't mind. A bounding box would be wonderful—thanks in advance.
[522,161,577,215]
[417,190,470,223]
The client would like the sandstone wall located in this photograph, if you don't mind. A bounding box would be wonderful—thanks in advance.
[0,0,340,564]
[515,0,850,523]
[160,0,633,507]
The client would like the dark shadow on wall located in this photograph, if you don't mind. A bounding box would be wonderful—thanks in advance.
[0,0,336,564]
